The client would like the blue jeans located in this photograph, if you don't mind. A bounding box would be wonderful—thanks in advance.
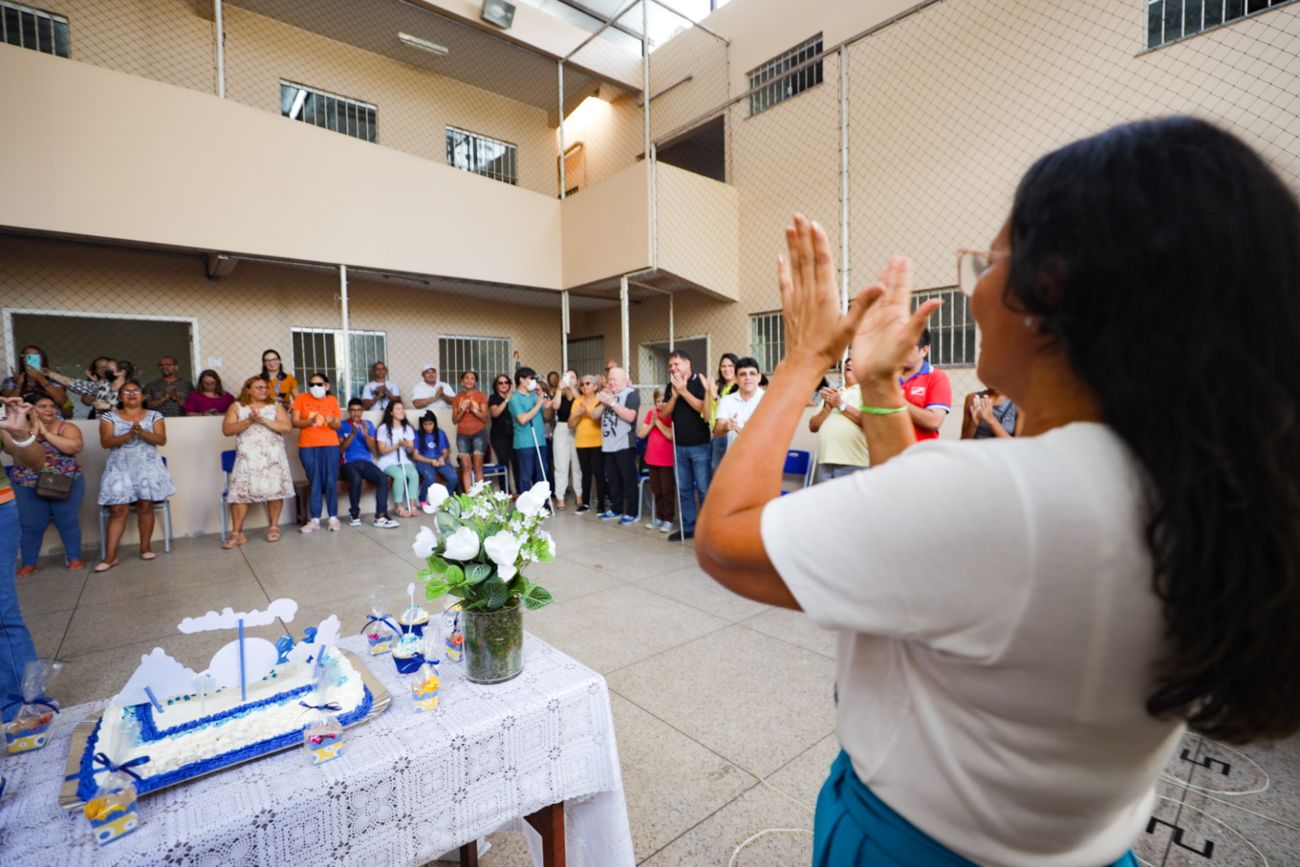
[0,500,38,723]
[710,435,729,473]
[299,445,340,520]
[342,460,389,519]
[674,442,712,532]
[14,476,85,566]
[417,462,460,498]
[516,444,547,492]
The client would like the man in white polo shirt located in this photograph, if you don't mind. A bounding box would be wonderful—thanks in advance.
[411,363,454,411]
[713,356,765,445]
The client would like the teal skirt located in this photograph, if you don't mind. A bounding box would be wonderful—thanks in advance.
[814,751,1140,866]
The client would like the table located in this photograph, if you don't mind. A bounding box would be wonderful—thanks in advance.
[0,635,635,867]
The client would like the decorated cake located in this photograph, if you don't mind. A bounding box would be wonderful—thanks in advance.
[69,599,377,803]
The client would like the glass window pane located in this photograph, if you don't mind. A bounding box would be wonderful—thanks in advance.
[1164,0,1184,41]
[302,92,316,125]
[53,18,68,56]
[1205,0,1224,25]
[1226,0,1245,18]
[1148,1,1165,47]
[35,13,50,52]
[1185,0,1204,33]
[20,10,36,48]
[1246,0,1268,11]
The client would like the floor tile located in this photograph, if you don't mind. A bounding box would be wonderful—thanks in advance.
[238,529,387,571]
[639,784,813,867]
[255,551,417,607]
[607,625,836,778]
[741,607,837,659]
[16,569,86,615]
[565,539,698,583]
[610,692,757,861]
[478,831,532,866]
[27,607,75,659]
[523,585,729,674]
[636,564,770,623]
[522,557,627,602]
[762,734,840,811]
[1178,732,1300,827]
[1140,784,1291,866]
[77,551,256,606]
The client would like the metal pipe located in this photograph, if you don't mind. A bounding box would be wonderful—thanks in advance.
[838,46,850,314]
[650,0,729,43]
[642,0,651,162]
[562,0,643,61]
[214,0,225,99]
[339,265,351,402]
[558,60,566,200]
[650,142,658,270]
[668,290,675,352]
[561,289,571,372]
[620,275,631,381]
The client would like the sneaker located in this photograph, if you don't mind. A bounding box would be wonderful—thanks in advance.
[667,530,694,541]
[327,517,341,531]
[300,518,320,534]
[349,515,362,527]
[374,516,400,529]
[645,518,658,529]
[575,504,591,513]
[598,511,620,521]
[618,515,637,526]
[657,520,675,533]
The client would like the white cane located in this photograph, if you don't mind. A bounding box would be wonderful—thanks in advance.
[528,385,551,511]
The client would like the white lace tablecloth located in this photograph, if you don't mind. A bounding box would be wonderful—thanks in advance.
[0,634,634,867]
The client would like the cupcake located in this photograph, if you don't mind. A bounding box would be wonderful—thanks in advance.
[392,633,424,675]
[399,604,431,638]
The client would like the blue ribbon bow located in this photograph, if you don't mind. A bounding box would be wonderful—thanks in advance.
[361,614,399,637]
[65,753,151,783]
[3,693,59,715]
[298,701,343,713]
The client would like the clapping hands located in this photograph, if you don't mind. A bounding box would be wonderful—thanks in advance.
[0,397,34,434]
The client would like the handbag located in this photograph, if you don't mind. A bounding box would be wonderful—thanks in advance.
[35,467,73,500]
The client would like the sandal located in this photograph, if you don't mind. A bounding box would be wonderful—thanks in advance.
[16,565,37,578]
[222,534,241,550]
[267,527,281,543]
[140,551,158,561]
[67,560,87,571]
[94,560,118,573]
[238,533,248,546]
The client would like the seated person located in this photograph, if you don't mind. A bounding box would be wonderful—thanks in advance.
[413,411,460,501]
[338,398,398,528]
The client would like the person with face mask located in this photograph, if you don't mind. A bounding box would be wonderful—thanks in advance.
[507,367,549,493]
[292,373,343,533]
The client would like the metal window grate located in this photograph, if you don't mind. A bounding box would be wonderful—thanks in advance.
[749,311,785,374]
[1,0,69,57]
[911,288,975,368]
[747,34,824,118]
[1146,0,1294,49]
[291,328,386,399]
[565,335,604,377]
[438,335,511,383]
[445,126,519,186]
[280,80,378,143]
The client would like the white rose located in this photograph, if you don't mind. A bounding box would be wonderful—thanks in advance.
[483,531,523,580]
[422,483,451,513]
[516,481,552,517]
[412,525,438,560]
[443,526,481,562]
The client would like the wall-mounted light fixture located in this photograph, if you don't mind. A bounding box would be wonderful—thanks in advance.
[481,0,516,30]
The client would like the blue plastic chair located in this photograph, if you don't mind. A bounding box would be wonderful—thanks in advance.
[218,449,236,540]
[98,456,173,559]
[779,449,815,496]
[481,463,509,493]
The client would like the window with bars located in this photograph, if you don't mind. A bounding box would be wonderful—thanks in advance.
[446,127,519,186]
[439,336,512,383]
[911,288,975,367]
[750,312,785,374]
[566,336,604,377]
[280,81,377,143]
[291,328,386,400]
[1146,0,1292,49]
[1,1,69,57]
[747,34,823,118]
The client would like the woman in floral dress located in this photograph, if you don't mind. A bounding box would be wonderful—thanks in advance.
[221,376,295,547]
[97,381,176,572]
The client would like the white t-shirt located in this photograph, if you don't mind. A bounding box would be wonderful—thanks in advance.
[715,388,764,445]
[374,423,415,470]
[362,380,400,412]
[760,423,1184,866]
[411,380,453,409]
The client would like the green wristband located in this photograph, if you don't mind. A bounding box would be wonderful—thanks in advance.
[860,405,907,415]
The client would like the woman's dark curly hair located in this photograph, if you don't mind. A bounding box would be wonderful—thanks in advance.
[1006,117,1300,742]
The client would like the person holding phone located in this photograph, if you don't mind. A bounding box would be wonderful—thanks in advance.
[549,369,582,510]
[2,345,67,409]
[44,359,134,418]
[97,381,176,571]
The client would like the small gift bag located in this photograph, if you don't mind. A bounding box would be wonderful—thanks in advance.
[4,659,63,754]
[300,701,345,765]
[443,604,464,663]
[361,609,399,656]
[392,633,424,675]
[410,660,441,712]
[84,770,142,846]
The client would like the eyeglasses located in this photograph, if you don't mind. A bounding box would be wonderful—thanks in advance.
[120,389,143,396]
[956,248,1009,297]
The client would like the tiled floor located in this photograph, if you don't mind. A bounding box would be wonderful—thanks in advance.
[17,509,1300,865]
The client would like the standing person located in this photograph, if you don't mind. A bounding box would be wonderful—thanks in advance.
[597,367,640,526]
[637,389,675,532]
[549,369,582,510]
[361,361,400,413]
[77,357,112,417]
[507,367,549,493]
[45,360,131,418]
[451,370,488,492]
[143,355,193,418]
[899,329,951,440]
[708,353,740,472]
[11,393,86,575]
[809,356,870,482]
[961,387,1022,439]
[659,349,711,541]
[0,397,47,724]
[221,377,294,548]
[183,369,235,416]
[487,374,518,494]
[413,411,459,500]
[543,371,561,474]
[411,364,455,411]
[338,398,397,528]
[292,373,343,533]
[713,357,765,447]
[96,381,176,571]
[1,345,67,409]
[260,349,298,409]
[571,375,605,514]
[376,401,419,517]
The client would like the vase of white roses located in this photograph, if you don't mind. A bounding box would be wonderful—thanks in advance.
[413,480,556,684]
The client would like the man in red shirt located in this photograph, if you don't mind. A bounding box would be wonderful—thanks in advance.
[899,329,951,441]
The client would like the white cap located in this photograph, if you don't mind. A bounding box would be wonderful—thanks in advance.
[421,362,437,373]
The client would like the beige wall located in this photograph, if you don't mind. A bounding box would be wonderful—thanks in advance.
[655,163,740,301]
[561,162,652,288]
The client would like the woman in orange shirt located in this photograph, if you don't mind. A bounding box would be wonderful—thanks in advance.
[291,372,343,532]
[570,375,606,514]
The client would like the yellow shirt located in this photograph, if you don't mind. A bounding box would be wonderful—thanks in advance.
[572,396,603,449]
[814,384,869,467]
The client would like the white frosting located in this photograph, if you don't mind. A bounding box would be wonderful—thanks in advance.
[97,649,366,779]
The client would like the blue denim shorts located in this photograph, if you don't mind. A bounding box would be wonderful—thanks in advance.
[457,431,488,456]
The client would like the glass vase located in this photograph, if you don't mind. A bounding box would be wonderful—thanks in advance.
[463,600,524,684]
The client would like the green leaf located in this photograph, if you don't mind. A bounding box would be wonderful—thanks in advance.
[416,567,433,581]
[448,585,469,599]
[435,511,461,536]
[479,576,509,610]
[445,496,461,518]
[445,563,465,587]
[430,556,448,574]
[523,585,554,610]
[423,578,451,600]
[465,563,493,585]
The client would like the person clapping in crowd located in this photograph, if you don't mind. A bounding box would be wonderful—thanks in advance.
[571,375,606,514]
[899,328,951,439]
[376,400,419,517]
[338,398,397,528]
[143,355,193,417]
[488,374,518,493]
[411,363,454,411]
[362,360,400,412]
[660,349,712,541]
[292,373,343,532]
[44,359,132,417]
[260,348,297,409]
[183,369,235,416]
[637,389,675,532]
[549,369,582,510]
[413,411,459,501]
[961,386,1022,439]
[97,381,175,571]
[221,376,294,547]
[597,367,640,526]
[713,357,764,446]
[507,367,549,493]
[77,357,112,417]
[451,370,489,492]
[708,353,740,471]
[11,393,86,575]
[2,345,68,412]
[809,356,870,482]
